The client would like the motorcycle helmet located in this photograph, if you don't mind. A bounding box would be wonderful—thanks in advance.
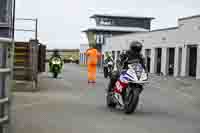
[119,51,127,61]
[105,52,109,57]
[129,41,143,53]
[53,49,59,56]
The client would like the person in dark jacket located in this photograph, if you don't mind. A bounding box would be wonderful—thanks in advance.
[108,41,146,92]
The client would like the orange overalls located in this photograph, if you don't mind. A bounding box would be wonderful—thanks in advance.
[85,48,101,83]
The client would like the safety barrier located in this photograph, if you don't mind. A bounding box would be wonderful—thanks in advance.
[0,38,12,133]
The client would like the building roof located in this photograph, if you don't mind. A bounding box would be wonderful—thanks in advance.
[150,27,178,32]
[108,26,179,40]
[47,49,79,52]
[90,14,155,20]
[83,26,149,33]
[80,44,89,46]
[15,41,29,44]
[178,14,200,21]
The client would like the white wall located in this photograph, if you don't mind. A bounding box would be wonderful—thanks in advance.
[104,28,182,53]
[103,15,200,78]
[104,16,200,53]
[178,17,200,44]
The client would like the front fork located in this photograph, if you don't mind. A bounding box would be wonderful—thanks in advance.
[128,84,143,94]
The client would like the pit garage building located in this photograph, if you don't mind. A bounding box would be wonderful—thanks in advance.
[104,15,200,79]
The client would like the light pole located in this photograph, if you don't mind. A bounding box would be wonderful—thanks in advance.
[12,0,16,40]
[11,0,16,80]
[35,18,38,41]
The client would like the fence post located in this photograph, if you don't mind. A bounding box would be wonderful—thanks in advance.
[29,40,38,89]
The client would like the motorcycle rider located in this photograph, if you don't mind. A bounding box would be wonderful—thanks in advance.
[104,52,113,64]
[108,41,146,92]
[49,49,63,70]
[103,52,114,78]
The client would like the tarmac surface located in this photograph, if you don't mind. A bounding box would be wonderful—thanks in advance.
[11,64,200,133]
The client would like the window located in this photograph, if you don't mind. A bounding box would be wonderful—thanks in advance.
[162,37,166,41]
[145,49,151,57]
[96,34,104,44]
[0,0,8,23]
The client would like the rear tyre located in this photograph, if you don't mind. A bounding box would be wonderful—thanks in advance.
[124,92,139,114]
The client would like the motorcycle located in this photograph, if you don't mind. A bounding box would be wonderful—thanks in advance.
[49,57,63,78]
[103,61,114,78]
[106,60,148,114]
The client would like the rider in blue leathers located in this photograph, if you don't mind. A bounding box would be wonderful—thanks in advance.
[108,41,146,92]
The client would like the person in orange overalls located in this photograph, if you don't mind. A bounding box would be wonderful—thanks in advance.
[85,46,101,83]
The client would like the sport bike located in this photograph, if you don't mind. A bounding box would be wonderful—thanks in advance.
[106,61,148,114]
[49,57,63,78]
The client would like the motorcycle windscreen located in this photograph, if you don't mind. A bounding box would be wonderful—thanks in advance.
[119,69,138,83]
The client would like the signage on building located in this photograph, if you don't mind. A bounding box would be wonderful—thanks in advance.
[99,18,113,26]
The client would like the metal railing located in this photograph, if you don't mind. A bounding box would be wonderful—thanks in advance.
[0,38,12,133]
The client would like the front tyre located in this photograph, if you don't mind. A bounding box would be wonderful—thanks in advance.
[108,66,112,78]
[53,72,58,78]
[104,67,108,78]
[124,92,139,114]
[106,93,116,108]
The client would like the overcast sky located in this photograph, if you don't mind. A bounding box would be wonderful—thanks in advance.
[15,0,200,49]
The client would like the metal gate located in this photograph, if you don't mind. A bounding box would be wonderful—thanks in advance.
[13,40,46,91]
[0,38,12,133]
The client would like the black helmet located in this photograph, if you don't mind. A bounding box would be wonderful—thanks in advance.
[53,49,59,55]
[129,41,143,53]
